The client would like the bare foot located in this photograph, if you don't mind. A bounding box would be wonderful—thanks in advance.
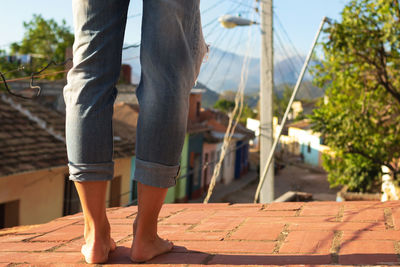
[81,236,116,263]
[130,235,173,263]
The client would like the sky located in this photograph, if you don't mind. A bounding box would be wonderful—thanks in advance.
[0,0,351,60]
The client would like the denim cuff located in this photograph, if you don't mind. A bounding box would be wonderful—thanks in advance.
[134,158,180,188]
[68,161,114,182]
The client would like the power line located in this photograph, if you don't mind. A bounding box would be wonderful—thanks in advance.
[0,58,71,99]
[201,0,227,14]
[274,30,314,99]
[204,30,240,86]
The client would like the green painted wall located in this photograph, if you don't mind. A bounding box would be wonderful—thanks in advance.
[164,134,189,203]
[164,186,176,203]
[175,134,189,200]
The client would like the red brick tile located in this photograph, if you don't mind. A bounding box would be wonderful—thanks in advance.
[0,252,82,264]
[205,209,258,218]
[340,240,396,254]
[54,212,83,221]
[31,225,83,241]
[0,234,39,242]
[228,223,285,241]
[0,241,61,252]
[279,231,334,254]
[18,220,78,234]
[339,254,399,265]
[209,254,332,265]
[342,209,385,222]
[300,204,340,216]
[110,223,133,233]
[161,210,214,225]
[343,201,382,210]
[266,202,305,211]
[109,205,137,214]
[55,238,84,252]
[342,230,400,241]
[391,207,400,230]
[159,224,226,241]
[229,203,264,209]
[247,215,336,224]
[339,240,398,265]
[107,246,133,264]
[173,240,275,254]
[158,206,187,218]
[108,218,134,225]
[289,221,386,231]
[159,224,191,234]
[256,210,298,217]
[147,252,209,264]
[304,201,341,206]
[191,217,244,232]
[168,231,227,241]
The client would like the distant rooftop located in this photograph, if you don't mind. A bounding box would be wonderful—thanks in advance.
[1,201,399,266]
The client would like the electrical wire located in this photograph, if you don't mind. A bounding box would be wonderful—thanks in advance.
[204,1,256,203]
[201,0,227,14]
[0,58,72,99]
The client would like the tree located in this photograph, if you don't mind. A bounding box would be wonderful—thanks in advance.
[8,14,74,79]
[310,0,400,192]
[213,98,257,125]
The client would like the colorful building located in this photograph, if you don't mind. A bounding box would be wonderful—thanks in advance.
[0,94,135,228]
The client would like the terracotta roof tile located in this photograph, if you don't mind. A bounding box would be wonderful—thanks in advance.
[0,93,135,177]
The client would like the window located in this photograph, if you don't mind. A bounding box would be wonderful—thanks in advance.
[307,142,311,153]
[0,200,20,229]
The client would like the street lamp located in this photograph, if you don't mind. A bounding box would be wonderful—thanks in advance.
[218,15,258,28]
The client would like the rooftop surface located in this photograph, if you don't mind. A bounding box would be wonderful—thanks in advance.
[1,201,400,266]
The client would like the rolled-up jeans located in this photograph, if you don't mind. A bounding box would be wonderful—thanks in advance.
[64,0,207,188]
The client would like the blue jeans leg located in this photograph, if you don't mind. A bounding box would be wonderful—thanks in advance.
[133,0,207,188]
[64,0,207,187]
[64,0,130,181]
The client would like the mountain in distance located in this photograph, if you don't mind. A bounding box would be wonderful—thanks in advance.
[121,45,323,101]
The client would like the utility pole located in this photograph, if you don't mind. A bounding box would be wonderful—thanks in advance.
[259,0,274,203]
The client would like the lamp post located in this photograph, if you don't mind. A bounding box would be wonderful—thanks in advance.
[218,0,275,203]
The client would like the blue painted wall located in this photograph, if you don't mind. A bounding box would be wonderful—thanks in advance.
[186,133,204,199]
[300,142,320,166]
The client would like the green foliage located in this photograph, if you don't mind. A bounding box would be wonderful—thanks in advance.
[213,98,257,125]
[214,99,235,112]
[310,0,400,192]
[2,14,73,81]
[273,85,292,118]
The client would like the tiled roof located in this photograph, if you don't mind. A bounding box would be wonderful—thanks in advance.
[0,93,135,177]
[0,94,67,177]
[1,201,400,265]
[199,108,255,140]
[287,119,312,130]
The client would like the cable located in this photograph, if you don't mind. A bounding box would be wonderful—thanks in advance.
[201,0,227,14]
[204,3,256,203]
[204,28,241,86]
[216,27,246,90]
[0,58,72,99]
[274,30,313,99]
